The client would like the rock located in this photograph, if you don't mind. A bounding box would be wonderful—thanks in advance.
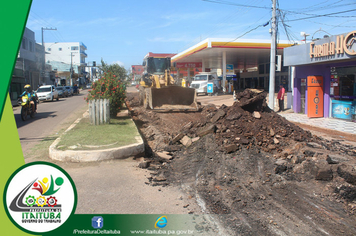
[337,164,356,185]
[306,142,323,149]
[275,159,287,166]
[326,154,348,164]
[275,163,287,174]
[138,161,150,169]
[211,109,226,123]
[273,137,279,144]
[197,124,216,137]
[225,144,239,153]
[315,165,333,181]
[154,176,167,182]
[156,151,173,160]
[291,155,305,164]
[270,128,275,137]
[226,112,242,120]
[164,145,181,152]
[304,150,316,157]
[267,144,276,150]
[180,136,192,147]
[171,133,185,144]
[237,137,249,145]
[192,137,200,142]
[253,111,261,119]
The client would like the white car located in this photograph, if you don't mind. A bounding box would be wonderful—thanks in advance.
[36,85,59,102]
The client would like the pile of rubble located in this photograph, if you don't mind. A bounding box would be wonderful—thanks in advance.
[170,89,313,153]
[127,89,356,234]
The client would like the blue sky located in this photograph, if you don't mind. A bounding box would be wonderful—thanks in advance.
[26,0,356,70]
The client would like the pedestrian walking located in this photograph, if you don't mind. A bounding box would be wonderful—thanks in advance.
[277,84,285,112]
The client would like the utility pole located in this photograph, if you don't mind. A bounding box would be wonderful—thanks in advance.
[41,27,57,85]
[268,0,277,110]
[70,52,74,86]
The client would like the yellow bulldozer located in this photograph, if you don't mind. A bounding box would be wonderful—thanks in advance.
[139,54,197,111]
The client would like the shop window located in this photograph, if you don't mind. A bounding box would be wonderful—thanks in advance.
[22,38,27,50]
[339,75,355,98]
[258,64,264,74]
[259,77,265,89]
[29,41,33,52]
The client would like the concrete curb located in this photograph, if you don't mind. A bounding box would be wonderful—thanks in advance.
[49,111,144,162]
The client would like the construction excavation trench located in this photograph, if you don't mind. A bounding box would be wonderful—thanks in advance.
[126,89,356,235]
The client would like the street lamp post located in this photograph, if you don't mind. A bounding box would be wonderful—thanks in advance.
[70,52,74,86]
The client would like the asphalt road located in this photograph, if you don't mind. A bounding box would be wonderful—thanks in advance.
[14,90,89,157]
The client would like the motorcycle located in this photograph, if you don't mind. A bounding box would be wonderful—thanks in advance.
[73,85,79,95]
[18,94,36,121]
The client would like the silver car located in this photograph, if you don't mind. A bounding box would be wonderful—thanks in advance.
[64,86,73,96]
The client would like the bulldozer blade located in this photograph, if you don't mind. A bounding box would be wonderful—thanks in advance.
[148,86,198,111]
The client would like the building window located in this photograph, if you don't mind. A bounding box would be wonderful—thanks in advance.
[29,41,33,52]
[59,48,62,51]
[71,46,79,50]
[48,48,51,51]
[22,38,27,50]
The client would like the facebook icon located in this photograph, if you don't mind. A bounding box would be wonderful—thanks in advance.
[92,216,104,229]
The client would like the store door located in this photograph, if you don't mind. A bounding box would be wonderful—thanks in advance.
[300,78,306,113]
[307,76,324,118]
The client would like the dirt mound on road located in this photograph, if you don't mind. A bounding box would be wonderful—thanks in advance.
[126,89,356,235]
[176,89,312,153]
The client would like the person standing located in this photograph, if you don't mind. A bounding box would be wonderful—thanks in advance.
[277,84,285,112]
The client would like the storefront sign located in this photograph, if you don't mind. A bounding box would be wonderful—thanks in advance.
[310,31,356,58]
[226,64,234,73]
[176,62,202,68]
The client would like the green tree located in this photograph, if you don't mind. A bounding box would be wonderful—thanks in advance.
[85,59,127,116]
[100,58,126,79]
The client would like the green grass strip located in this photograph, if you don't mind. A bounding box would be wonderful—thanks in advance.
[56,117,139,150]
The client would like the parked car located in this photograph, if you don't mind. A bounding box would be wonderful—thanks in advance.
[65,86,73,96]
[36,85,59,101]
[86,83,92,89]
[55,86,67,98]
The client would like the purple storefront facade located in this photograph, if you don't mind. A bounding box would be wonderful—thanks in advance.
[284,31,356,119]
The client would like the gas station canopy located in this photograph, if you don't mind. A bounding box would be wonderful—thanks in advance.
[172,38,293,71]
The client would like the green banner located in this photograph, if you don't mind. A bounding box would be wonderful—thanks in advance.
[45,214,208,236]
[0,1,32,121]
[0,1,34,236]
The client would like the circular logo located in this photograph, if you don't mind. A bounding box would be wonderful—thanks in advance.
[344,31,356,56]
[155,216,167,228]
[314,97,320,104]
[3,162,77,234]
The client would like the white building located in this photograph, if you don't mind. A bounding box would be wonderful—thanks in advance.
[44,42,88,80]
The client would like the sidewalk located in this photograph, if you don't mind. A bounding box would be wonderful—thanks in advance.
[197,92,356,136]
[278,110,356,135]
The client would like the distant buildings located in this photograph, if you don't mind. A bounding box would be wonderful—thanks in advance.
[9,27,89,104]
[44,42,88,86]
[131,65,144,84]
[10,27,56,105]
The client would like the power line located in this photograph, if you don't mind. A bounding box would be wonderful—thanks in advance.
[201,0,270,10]
[285,8,356,22]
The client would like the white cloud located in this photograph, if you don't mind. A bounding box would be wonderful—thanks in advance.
[111,61,125,66]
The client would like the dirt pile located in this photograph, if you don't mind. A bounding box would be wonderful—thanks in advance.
[126,89,356,235]
[172,89,313,153]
